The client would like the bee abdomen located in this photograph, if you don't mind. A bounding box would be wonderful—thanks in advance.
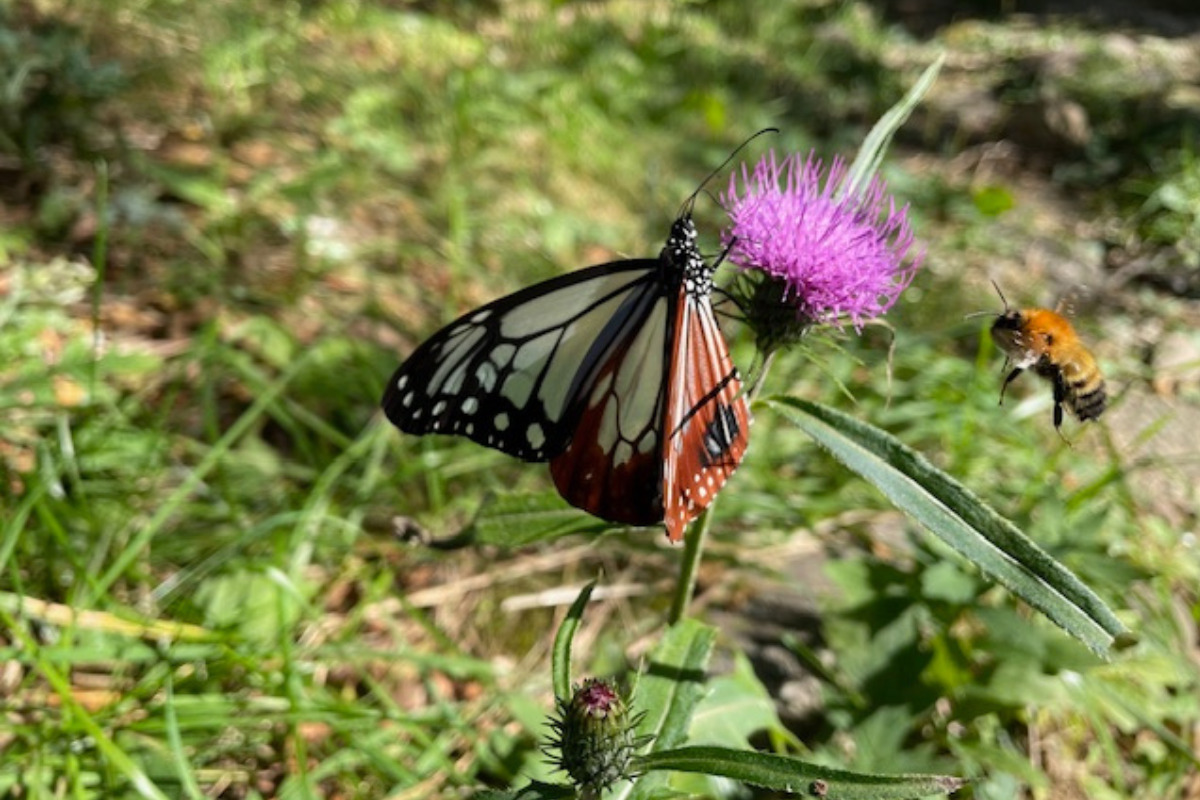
[1068,380,1107,422]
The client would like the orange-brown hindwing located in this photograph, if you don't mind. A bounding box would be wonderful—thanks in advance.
[660,291,750,542]
[548,295,670,526]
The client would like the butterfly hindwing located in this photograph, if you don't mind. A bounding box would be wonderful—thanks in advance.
[549,291,673,526]
[382,260,661,462]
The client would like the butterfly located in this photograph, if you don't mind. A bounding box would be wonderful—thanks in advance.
[381,194,753,543]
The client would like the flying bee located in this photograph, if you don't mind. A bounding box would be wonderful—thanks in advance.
[986,283,1106,433]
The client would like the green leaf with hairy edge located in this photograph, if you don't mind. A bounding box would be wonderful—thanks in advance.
[764,395,1130,656]
[688,651,781,746]
[552,581,596,701]
[618,619,716,800]
[635,620,717,750]
[635,746,965,799]
[468,491,611,547]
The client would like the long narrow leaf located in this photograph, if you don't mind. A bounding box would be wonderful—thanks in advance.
[843,53,945,199]
[765,395,1129,656]
[552,581,596,701]
[636,746,964,799]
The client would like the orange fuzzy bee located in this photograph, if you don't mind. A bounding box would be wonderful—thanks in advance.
[988,284,1106,432]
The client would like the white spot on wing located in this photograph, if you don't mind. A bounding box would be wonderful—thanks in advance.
[476,362,498,392]
[495,413,509,431]
[527,423,546,450]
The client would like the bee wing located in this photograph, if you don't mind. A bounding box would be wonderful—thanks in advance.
[1053,284,1096,318]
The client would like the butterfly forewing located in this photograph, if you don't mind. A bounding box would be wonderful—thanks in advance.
[382,260,661,462]
[660,266,751,541]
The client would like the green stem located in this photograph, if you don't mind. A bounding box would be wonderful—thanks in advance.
[668,350,778,624]
[668,504,713,624]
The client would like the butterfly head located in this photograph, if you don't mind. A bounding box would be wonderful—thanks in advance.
[663,214,715,296]
[667,214,698,252]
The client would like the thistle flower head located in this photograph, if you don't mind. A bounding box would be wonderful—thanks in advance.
[722,150,923,343]
[546,678,642,796]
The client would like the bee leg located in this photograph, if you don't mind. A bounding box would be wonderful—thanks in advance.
[1052,375,1067,428]
[999,367,1023,405]
[1051,376,1072,445]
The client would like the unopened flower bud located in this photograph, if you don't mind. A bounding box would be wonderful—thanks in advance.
[547,678,640,796]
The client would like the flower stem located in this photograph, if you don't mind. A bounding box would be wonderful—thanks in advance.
[668,350,778,624]
[668,505,713,624]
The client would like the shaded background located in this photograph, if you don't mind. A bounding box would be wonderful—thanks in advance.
[1,0,1198,797]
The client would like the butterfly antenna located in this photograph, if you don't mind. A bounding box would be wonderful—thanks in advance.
[711,289,745,321]
[679,127,779,218]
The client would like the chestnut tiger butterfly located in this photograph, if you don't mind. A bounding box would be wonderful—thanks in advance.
[381,142,767,541]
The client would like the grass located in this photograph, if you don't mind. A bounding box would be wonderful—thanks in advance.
[2,1,1199,797]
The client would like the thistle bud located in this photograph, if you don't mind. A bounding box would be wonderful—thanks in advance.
[547,678,640,796]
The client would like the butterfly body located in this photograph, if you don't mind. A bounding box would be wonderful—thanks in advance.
[383,215,749,541]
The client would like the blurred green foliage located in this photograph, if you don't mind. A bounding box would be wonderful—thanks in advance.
[0,7,124,167]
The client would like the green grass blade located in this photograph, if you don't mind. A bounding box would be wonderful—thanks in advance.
[635,745,965,799]
[764,395,1130,656]
[552,580,596,701]
[0,607,172,800]
[93,352,312,599]
[843,53,945,199]
[163,671,205,799]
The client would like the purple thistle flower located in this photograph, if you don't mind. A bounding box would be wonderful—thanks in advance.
[722,150,923,332]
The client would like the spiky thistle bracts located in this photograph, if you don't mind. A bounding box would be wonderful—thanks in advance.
[545,678,646,797]
[722,151,922,339]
